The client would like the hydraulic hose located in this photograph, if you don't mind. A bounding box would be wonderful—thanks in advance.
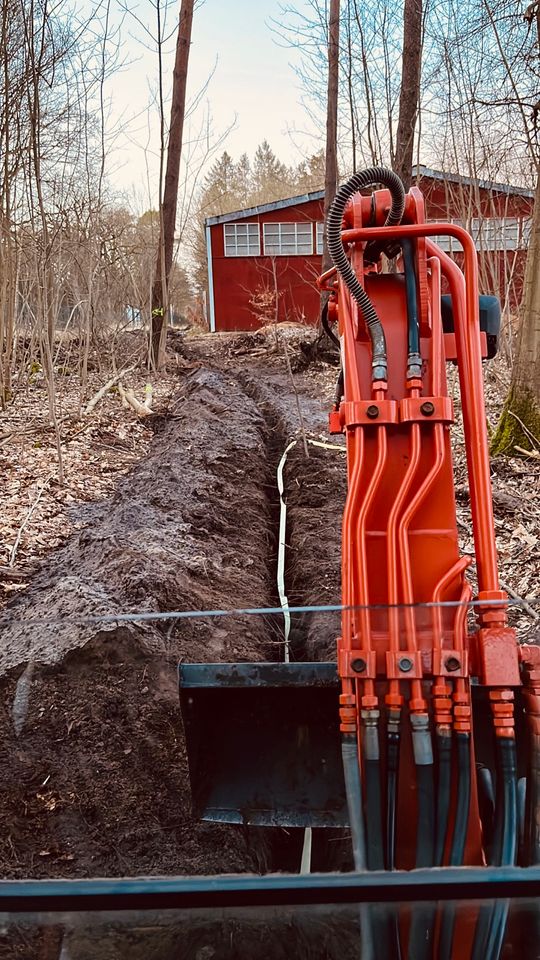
[321,299,340,348]
[363,710,394,959]
[326,167,405,381]
[363,713,385,871]
[407,714,436,960]
[334,367,344,407]
[341,733,368,871]
[438,730,472,960]
[402,238,422,378]
[341,733,376,960]
[485,738,518,960]
[435,728,452,866]
[526,732,540,864]
[385,712,402,960]
[522,694,540,959]
[522,664,540,869]
[415,763,435,867]
[386,710,401,870]
[496,736,518,862]
[472,735,518,960]
[450,732,472,866]
[478,765,496,855]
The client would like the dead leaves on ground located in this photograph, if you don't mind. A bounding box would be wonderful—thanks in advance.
[0,370,181,606]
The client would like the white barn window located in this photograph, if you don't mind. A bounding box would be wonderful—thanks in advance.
[428,217,528,253]
[522,218,533,246]
[263,222,314,256]
[224,222,260,257]
[427,219,464,253]
[316,222,324,254]
[469,217,525,252]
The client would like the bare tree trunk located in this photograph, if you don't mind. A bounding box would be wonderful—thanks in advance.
[491,170,540,453]
[322,0,339,274]
[393,0,423,189]
[490,1,540,455]
[150,0,194,369]
[320,0,340,330]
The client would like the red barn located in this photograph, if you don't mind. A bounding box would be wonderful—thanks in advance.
[205,166,534,333]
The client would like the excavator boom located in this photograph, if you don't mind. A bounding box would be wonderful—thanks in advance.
[178,168,539,960]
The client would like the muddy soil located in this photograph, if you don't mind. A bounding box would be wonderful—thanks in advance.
[0,343,345,890]
[284,443,347,662]
[1,330,538,959]
[0,907,362,960]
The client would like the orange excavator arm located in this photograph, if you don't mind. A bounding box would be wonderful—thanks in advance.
[179,168,538,960]
[321,166,524,959]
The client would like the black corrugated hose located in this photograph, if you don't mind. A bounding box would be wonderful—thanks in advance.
[326,167,405,381]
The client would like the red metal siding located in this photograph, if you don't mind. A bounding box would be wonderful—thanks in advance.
[420,177,532,219]
[209,181,533,332]
[210,198,324,332]
[420,176,532,310]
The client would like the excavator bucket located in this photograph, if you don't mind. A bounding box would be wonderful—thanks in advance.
[179,661,348,828]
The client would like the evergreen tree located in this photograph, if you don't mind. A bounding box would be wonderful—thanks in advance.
[202,152,245,215]
[189,143,327,295]
[251,140,295,203]
[189,152,248,291]
[232,153,252,208]
[294,150,326,194]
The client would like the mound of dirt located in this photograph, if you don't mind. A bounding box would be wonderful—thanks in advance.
[0,366,285,880]
[0,353,345,884]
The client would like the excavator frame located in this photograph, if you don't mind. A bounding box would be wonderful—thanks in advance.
[179,168,540,960]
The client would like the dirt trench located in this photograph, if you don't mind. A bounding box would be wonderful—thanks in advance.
[0,353,348,888]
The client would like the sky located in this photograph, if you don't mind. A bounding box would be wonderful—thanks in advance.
[102,0,322,209]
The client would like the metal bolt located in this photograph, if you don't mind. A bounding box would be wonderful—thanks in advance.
[398,657,413,673]
[351,657,367,674]
[420,401,435,416]
[445,656,461,673]
[366,404,379,419]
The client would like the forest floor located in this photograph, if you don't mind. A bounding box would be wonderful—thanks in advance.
[0,326,539,958]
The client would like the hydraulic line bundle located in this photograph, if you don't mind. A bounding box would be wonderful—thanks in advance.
[321,166,533,959]
[180,167,540,960]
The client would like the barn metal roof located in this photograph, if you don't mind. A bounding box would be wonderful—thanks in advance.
[413,165,534,199]
[205,165,533,227]
[205,190,325,226]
